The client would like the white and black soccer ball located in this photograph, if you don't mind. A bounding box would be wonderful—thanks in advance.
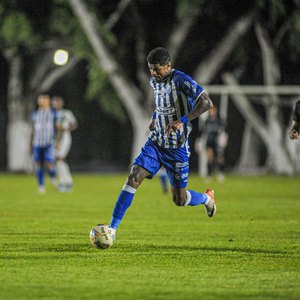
[89,224,114,249]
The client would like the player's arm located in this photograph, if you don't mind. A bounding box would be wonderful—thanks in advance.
[166,92,213,136]
[149,111,156,131]
[54,112,63,148]
[289,121,300,140]
[289,101,300,140]
[68,111,78,132]
[186,91,213,121]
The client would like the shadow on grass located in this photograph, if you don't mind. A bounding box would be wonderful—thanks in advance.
[117,243,288,256]
[0,241,288,261]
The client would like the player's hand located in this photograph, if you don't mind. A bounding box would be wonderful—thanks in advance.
[166,120,183,137]
[289,129,299,140]
[149,118,156,131]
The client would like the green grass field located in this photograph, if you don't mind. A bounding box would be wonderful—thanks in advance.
[0,173,299,300]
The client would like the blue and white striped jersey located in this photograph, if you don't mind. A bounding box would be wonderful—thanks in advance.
[149,69,204,148]
[32,108,60,147]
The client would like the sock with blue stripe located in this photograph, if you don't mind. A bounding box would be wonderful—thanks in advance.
[159,174,168,192]
[110,184,136,230]
[36,167,45,187]
[185,190,209,206]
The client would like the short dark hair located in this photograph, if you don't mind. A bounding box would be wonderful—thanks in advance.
[147,47,171,66]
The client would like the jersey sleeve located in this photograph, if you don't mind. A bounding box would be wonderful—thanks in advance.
[177,72,204,101]
[293,100,300,122]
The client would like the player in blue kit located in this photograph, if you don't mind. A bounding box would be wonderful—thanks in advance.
[108,47,216,240]
[31,94,61,193]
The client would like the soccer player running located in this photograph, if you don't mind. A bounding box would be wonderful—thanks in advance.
[52,96,78,192]
[31,94,61,193]
[108,47,217,241]
[289,100,300,140]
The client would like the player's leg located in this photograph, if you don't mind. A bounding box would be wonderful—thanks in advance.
[172,186,216,217]
[33,147,45,193]
[216,148,225,182]
[109,140,161,236]
[56,136,73,191]
[206,147,214,179]
[157,167,168,193]
[109,165,150,232]
[45,145,57,188]
[164,145,216,217]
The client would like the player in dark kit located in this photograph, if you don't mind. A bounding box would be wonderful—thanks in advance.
[107,47,217,241]
[196,106,228,181]
[289,100,300,140]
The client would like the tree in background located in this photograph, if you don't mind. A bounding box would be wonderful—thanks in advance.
[1,0,300,174]
[0,1,80,171]
[69,0,254,162]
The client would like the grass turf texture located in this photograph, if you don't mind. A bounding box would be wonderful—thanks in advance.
[0,174,299,300]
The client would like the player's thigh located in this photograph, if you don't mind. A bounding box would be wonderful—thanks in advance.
[44,145,55,167]
[163,147,190,189]
[33,146,42,162]
[133,140,162,178]
[206,147,214,160]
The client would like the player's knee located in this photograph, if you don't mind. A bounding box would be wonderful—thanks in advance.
[127,166,145,189]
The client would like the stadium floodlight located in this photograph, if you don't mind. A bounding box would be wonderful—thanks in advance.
[53,49,69,66]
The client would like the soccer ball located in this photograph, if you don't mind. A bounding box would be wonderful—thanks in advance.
[89,224,114,249]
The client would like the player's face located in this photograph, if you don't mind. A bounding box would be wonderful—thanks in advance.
[52,98,64,110]
[38,95,50,109]
[148,63,171,82]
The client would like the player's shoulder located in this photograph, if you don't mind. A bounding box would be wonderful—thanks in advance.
[172,69,196,85]
[172,69,190,80]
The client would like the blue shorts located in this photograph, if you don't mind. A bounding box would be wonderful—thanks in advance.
[134,139,190,188]
[33,145,55,163]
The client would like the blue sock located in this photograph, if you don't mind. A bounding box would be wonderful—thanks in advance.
[186,190,208,206]
[110,184,136,230]
[159,175,168,192]
[36,167,44,187]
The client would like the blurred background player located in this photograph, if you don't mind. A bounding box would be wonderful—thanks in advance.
[157,167,168,193]
[31,94,61,193]
[289,100,300,140]
[195,106,228,182]
[52,96,78,192]
[107,47,216,242]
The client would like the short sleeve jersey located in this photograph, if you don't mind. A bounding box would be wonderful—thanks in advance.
[149,69,204,148]
[32,108,60,147]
